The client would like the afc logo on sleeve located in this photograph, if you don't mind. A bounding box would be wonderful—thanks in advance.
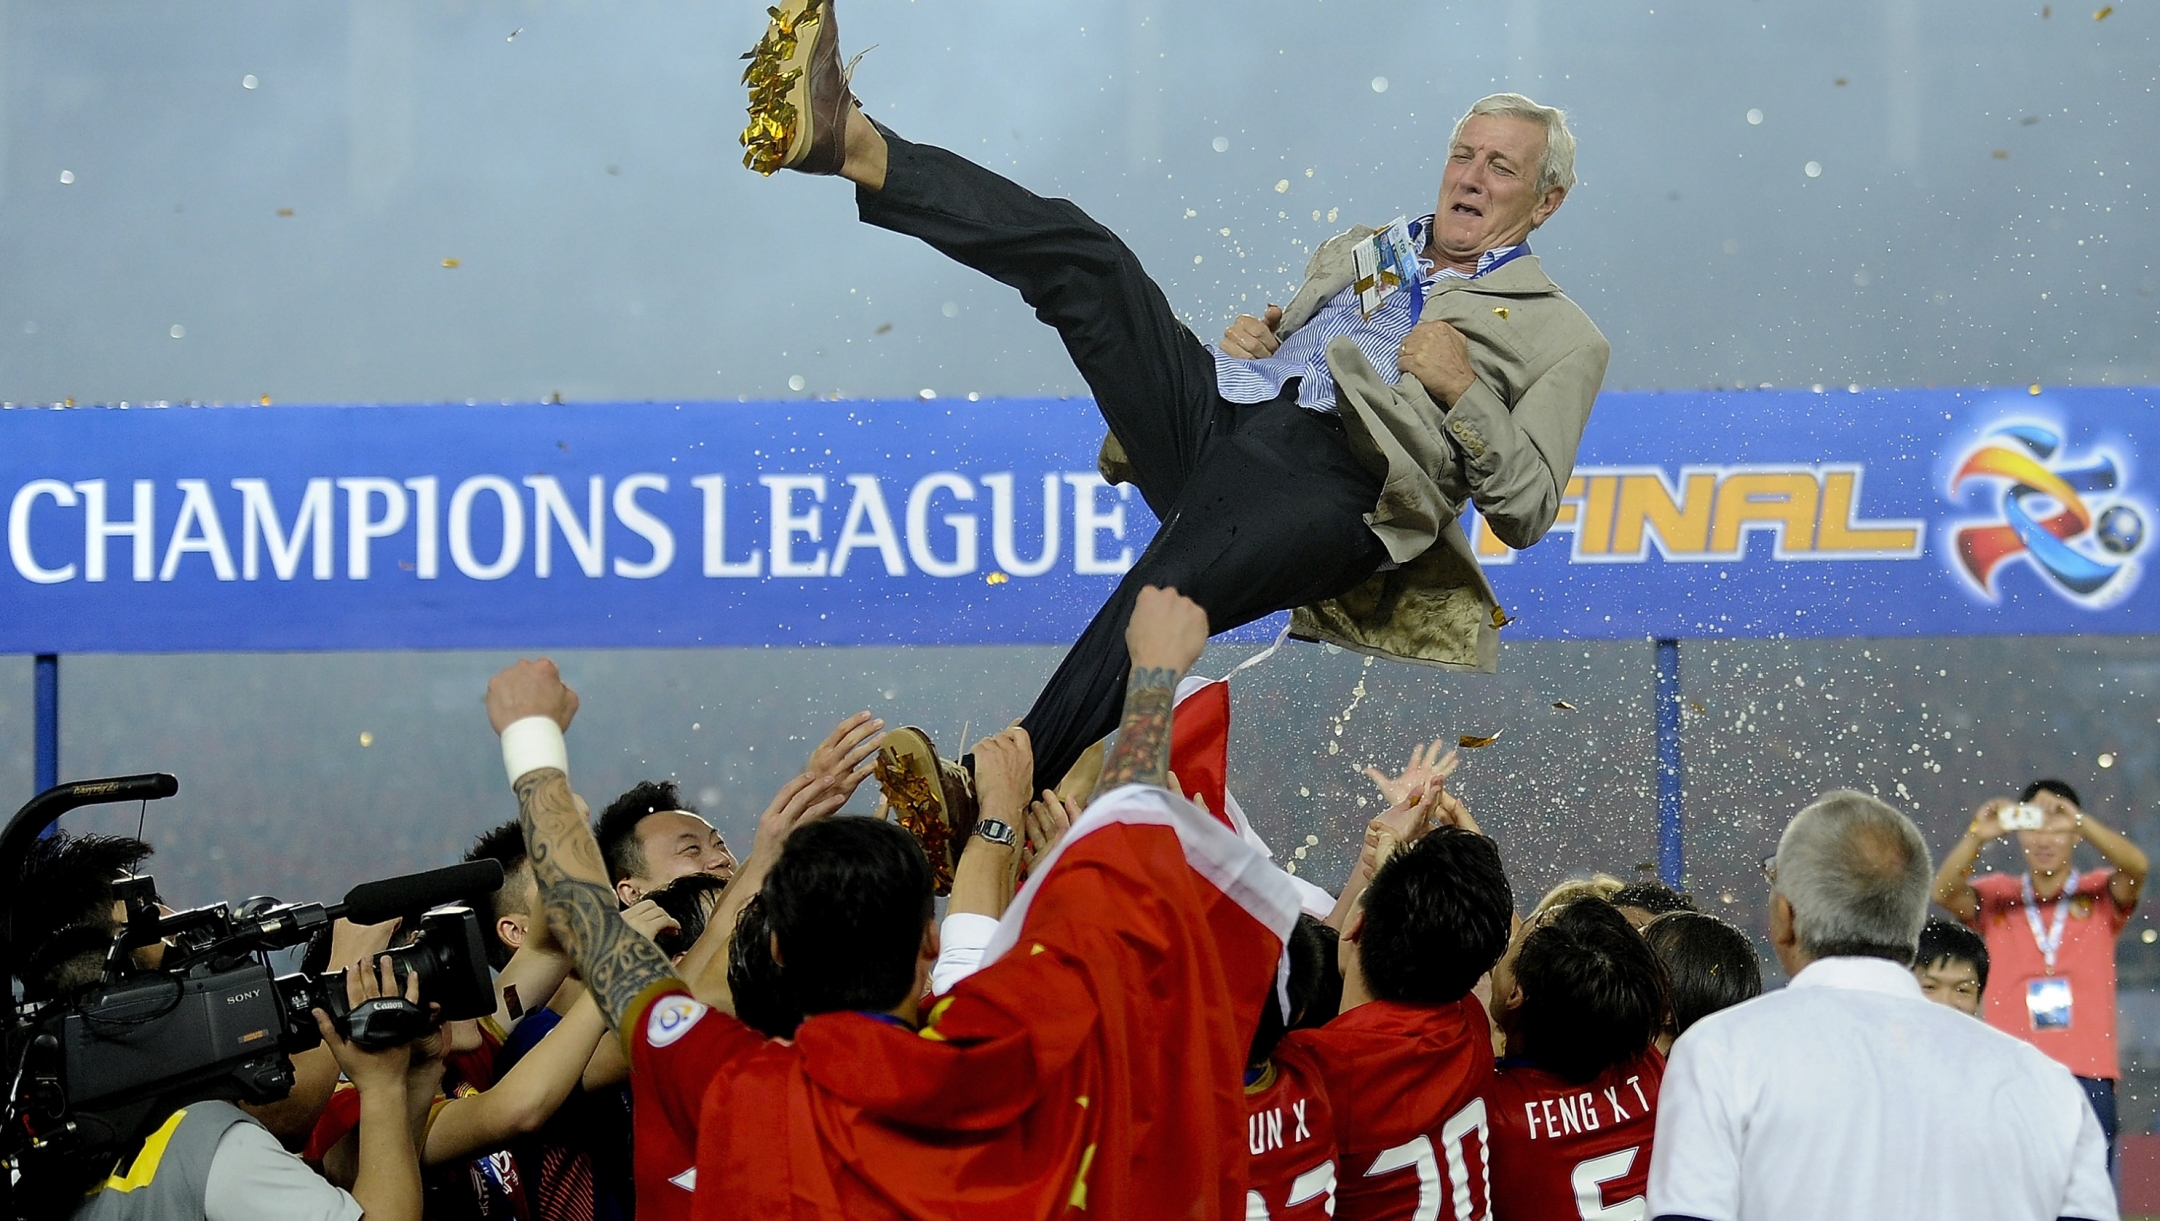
[646,994,710,1048]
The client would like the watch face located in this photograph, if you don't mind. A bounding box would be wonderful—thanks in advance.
[976,818,1016,845]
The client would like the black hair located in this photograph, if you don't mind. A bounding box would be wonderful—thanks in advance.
[761,816,934,1016]
[1249,915,1340,1068]
[650,873,730,960]
[594,780,692,885]
[2019,778,2081,809]
[1916,916,1991,993]
[1641,911,1763,1036]
[1610,881,1694,919]
[728,894,804,1039]
[1358,827,1513,1005]
[11,832,154,999]
[1296,919,1345,1032]
[464,820,530,969]
[1508,899,1671,1083]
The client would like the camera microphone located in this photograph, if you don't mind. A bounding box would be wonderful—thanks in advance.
[338,860,505,926]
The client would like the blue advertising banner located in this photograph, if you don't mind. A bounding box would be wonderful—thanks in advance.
[1,387,2153,654]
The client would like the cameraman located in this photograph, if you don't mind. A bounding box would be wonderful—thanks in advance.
[9,829,425,1221]
[1933,778,2149,1172]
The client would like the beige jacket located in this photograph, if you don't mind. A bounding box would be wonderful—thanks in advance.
[1100,222,1609,671]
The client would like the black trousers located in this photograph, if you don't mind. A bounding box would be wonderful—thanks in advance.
[859,127,1389,791]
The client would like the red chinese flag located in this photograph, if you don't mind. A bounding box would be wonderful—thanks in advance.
[1171,680,1233,829]
[692,786,1301,1220]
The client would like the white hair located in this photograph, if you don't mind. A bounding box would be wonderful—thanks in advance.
[1451,93,1577,196]
[1773,789,1933,963]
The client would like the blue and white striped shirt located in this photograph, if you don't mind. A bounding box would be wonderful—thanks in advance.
[1211,216,1526,413]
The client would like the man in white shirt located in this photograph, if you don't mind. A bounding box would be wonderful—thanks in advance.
[1647,789,2115,1221]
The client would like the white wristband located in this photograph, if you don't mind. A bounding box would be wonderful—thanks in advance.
[501,716,569,787]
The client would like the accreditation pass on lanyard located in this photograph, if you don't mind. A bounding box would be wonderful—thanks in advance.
[1353,217,1424,321]
[2021,868,2080,1032]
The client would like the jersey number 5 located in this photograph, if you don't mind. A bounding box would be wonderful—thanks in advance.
[1364,1098,1490,1221]
[1571,1146,1644,1221]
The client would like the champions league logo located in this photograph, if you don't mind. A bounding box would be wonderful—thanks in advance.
[1947,421,2147,607]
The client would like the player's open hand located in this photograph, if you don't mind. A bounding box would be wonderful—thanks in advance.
[751,772,842,857]
[1362,738,1459,807]
[805,711,885,803]
[1221,305,1284,359]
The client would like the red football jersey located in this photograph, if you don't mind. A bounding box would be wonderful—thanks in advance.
[1246,1040,1338,1220]
[689,812,1291,1220]
[624,981,765,1221]
[1485,1048,1664,1221]
[1282,997,1495,1221]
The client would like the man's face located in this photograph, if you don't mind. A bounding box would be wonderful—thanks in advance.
[623,810,736,902]
[1915,957,1983,1016]
[2018,794,2079,875]
[1431,114,1565,265]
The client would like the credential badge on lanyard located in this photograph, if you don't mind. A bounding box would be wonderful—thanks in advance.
[2021,869,2080,1031]
[1353,217,1423,321]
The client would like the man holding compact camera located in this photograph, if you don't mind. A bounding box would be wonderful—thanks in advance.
[1934,778,2150,1172]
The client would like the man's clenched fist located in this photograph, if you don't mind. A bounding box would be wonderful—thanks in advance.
[486,658,580,734]
[1126,585,1210,675]
[1220,304,1284,359]
[1397,318,1476,406]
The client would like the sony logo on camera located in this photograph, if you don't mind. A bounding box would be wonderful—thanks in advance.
[225,988,264,1005]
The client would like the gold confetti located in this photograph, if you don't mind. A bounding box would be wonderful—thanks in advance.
[2043,3,2052,13]
[1688,700,1706,714]
[258,396,272,406]
[1491,606,1514,628]
[441,258,460,268]
[739,3,824,173]
[1458,732,1502,749]
[875,322,893,334]
[986,571,1009,585]
[2030,383,2043,395]
[1492,306,1510,319]
[1552,700,1576,710]
[1992,149,2010,159]
[275,207,294,216]
[359,731,374,747]
[2094,5,2112,17]
[1834,77,1849,86]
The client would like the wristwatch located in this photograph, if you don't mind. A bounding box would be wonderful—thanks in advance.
[974,817,1018,847]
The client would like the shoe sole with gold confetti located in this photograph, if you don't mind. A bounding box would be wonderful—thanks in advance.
[876,726,959,893]
[740,0,839,175]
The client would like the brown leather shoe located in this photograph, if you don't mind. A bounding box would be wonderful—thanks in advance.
[875,726,978,895]
[739,0,856,175]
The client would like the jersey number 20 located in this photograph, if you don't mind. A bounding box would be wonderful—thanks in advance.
[1362,1097,1489,1221]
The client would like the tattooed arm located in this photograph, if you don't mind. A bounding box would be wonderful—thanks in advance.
[488,659,682,1036]
[514,769,681,1030]
[1093,587,1212,797]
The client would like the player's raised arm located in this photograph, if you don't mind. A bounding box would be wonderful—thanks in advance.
[486,658,682,1033]
[1093,586,1211,796]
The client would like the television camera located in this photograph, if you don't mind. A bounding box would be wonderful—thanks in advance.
[0,774,504,1217]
